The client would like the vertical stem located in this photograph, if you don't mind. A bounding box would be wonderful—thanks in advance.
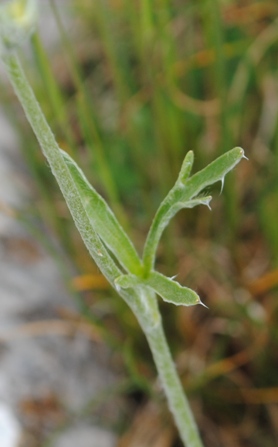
[145,321,204,447]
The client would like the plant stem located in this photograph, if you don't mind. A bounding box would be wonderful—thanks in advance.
[2,49,204,447]
[144,318,204,447]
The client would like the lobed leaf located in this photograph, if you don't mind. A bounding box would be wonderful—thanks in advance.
[181,147,245,201]
[116,271,202,307]
[145,271,201,306]
[143,147,245,271]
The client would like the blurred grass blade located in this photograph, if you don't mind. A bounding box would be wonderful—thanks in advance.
[30,31,76,150]
[61,150,142,275]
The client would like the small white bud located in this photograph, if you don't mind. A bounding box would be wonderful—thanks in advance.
[0,0,37,53]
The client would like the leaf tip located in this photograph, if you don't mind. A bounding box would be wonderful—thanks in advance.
[198,298,209,309]
[203,196,212,210]
[220,176,225,194]
[242,150,248,161]
[169,274,178,280]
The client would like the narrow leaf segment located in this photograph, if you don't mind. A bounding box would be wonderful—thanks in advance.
[61,150,143,275]
[116,271,201,307]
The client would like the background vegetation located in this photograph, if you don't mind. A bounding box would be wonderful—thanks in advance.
[1,0,278,445]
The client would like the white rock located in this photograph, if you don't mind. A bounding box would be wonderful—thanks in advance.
[53,426,116,447]
[0,402,21,447]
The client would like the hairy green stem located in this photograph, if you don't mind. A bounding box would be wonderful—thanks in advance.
[133,291,203,447]
[146,323,203,447]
